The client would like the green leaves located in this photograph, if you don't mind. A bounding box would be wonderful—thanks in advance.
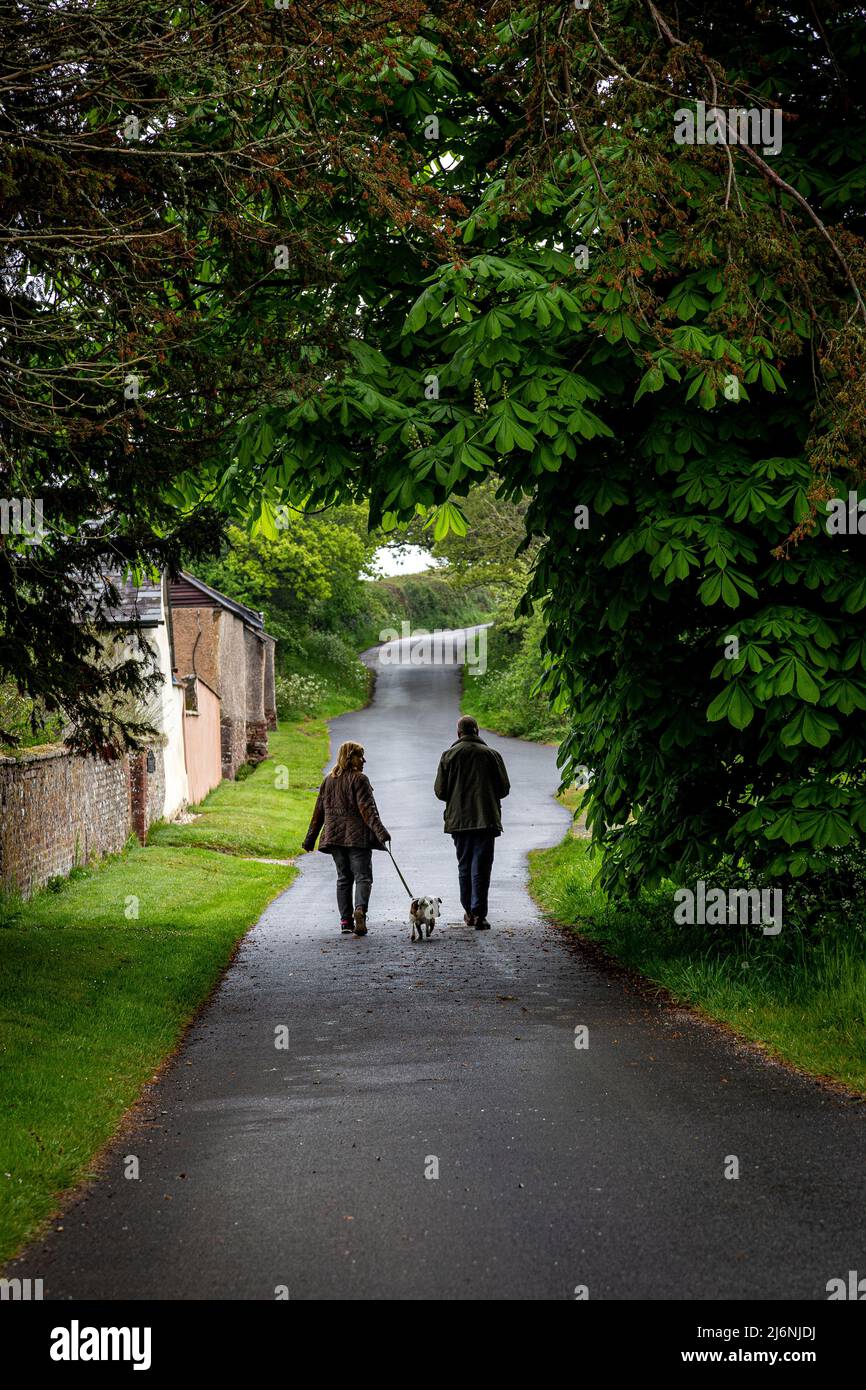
[565,402,614,440]
[665,282,711,322]
[779,706,839,749]
[599,310,641,345]
[633,364,665,403]
[425,500,469,540]
[796,808,853,849]
[823,677,866,714]
[229,2,866,903]
[482,400,537,453]
[755,654,822,702]
[699,567,758,608]
[404,283,445,334]
[707,682,755,729]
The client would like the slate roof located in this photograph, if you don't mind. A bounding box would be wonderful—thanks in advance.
[77,568,275,641]
[78,573,164,628]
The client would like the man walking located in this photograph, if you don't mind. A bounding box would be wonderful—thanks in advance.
[434,715,510,930]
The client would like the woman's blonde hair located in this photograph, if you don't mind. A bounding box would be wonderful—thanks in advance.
[331,741,365,778]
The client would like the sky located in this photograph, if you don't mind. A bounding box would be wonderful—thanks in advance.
[370,545,440,577]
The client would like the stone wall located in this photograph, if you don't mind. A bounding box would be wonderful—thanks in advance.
[172,605,251,779]
[219,715,247,781]
[0,742,167,897]
[219,611,248,724]
[0,747,130,897]
[244,628,268,764]
[263,636,277,732]
[172,606,221,697]
[244,627,265,721]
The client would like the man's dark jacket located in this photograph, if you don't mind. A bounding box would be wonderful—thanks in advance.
[434,734,510,835]
[303,771,389,852]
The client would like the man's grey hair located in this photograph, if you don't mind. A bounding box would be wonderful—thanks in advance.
[457,715,479,737]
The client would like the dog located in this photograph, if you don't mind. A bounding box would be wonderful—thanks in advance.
[409,895,441,942]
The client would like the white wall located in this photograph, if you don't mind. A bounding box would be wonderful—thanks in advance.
[144,606,189,821]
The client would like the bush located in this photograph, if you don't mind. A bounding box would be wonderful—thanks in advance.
[366,572,495,636]
[463,605,566,743]
[302,631,363,680]
[275,673,327,720]
[0,681,63,751]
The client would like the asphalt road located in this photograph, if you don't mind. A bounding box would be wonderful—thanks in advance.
[9,630,866,1300]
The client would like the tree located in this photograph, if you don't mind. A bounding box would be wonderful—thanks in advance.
[0,0,469,748]
[387,476,540,594]
[10,1,866,895]
[194,508,377,650]
[256,2,866,891]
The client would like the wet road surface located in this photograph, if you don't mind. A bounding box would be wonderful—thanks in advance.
[9,631,865,1300]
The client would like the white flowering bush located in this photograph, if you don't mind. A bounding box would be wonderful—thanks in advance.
[275,673,326,720]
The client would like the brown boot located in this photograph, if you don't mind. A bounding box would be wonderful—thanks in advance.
[353,907,368,936]
[463,911,476,926]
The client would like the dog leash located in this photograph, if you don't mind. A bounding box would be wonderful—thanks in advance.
[386,844,414,898]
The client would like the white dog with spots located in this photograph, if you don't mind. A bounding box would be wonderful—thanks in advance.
[409,895,441,942]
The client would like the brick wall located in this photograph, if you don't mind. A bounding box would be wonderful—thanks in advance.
[245,719,268,764]
[0,742,166,898]
[128,744,165,842]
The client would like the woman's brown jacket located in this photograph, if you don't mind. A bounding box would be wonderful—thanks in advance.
[303,771,390,852]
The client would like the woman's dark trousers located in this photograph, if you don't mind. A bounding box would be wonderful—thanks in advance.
[330,847,373,920]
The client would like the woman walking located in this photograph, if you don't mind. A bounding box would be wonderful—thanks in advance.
[303,741,391,936]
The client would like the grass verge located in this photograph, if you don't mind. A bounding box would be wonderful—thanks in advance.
[529,835,866,1095]
[0,707,349,1264]
[151,722,328,858]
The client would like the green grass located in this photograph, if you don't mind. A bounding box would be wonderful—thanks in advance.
[530,834,866,1095]
[151,722,328,858]
[0,703,351,1264]
[0,846,291,1264]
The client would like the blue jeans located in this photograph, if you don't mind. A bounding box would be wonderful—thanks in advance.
[330,847,373,920]
[451,830,496,920]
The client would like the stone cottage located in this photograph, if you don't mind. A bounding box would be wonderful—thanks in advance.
[96,573,190,822]
[168,573,277,779]
[0,568,271,897]
[0,573,196,897]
